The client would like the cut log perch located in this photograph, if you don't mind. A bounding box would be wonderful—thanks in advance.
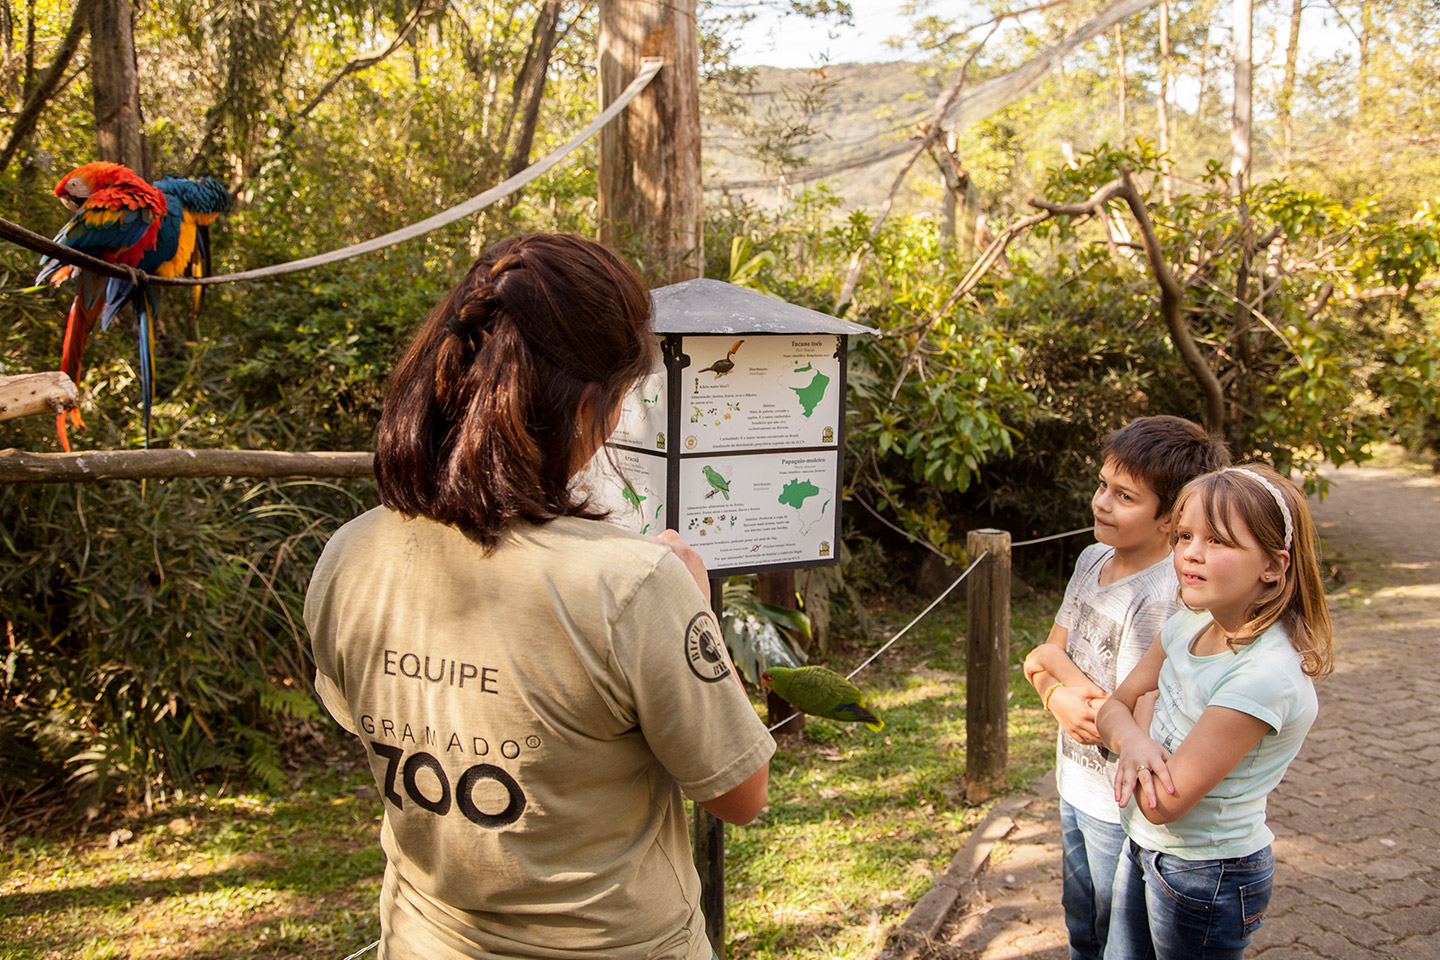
[0,373,79,423]
[0,448,374,483]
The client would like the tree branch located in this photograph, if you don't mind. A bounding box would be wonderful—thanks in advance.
[1031,168,1226,431]
[273,0,433,143]
[0,448,374,483]
[836,22,998,311]
[0,0,91,175]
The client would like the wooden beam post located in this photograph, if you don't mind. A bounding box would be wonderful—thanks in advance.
[692,576,728,956]
[757,570,804,734]
[965,528,1011,804]
[597,0,702,285]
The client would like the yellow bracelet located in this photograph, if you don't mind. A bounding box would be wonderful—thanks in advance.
[1042,681,1064,711]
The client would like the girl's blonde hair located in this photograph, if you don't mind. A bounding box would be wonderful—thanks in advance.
[1173,464,1333,678]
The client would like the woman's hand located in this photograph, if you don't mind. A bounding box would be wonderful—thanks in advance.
[653,530,711,604]
[1113,731,1174,811]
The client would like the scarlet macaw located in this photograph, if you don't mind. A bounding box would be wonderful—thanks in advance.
[37,164,231,449]
[36,161,166,450]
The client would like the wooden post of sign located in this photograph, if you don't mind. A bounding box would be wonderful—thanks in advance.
[757,571,804,734]
[689,577,728,957]
[965,529,1011,804]
[597,0,703,285]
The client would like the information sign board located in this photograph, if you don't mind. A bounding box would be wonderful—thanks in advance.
[578,279,876,577]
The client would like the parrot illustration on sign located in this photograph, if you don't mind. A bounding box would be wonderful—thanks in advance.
[762,666,884,731]
[698,339,744,378]
[622,483,646,512]
[702,465,730,501]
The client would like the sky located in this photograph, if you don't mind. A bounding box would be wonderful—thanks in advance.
[724,1,1358,72]
[726,0,925,69]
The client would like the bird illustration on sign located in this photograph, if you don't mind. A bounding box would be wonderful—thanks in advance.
[698,340,744,378]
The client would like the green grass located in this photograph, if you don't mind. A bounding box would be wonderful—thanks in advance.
[0,586,1062,960]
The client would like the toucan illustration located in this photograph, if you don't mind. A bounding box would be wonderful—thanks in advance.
[699,340,744,378]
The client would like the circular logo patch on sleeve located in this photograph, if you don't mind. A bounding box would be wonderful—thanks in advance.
[684,612,731,683]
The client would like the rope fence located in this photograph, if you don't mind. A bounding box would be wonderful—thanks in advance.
[765,521,1091,733]
[0,59,665,288]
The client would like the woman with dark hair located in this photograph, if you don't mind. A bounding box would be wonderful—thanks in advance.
[305,233,773,960]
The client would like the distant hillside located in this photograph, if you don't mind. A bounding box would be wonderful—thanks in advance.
[703,60,947,211]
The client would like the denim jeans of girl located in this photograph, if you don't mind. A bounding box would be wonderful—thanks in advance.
[1060,800,1128,960]
[1105,838,1273,960]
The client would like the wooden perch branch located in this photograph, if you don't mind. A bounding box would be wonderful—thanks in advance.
[0,373,79,423]
[0,448,374,483]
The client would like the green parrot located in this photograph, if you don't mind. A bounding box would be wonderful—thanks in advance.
[703,465,731,501]
[761,666,883,732]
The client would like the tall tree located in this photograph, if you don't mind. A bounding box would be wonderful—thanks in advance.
[89,0,148,175]
[1114,23,1126,139]
[1279,0,1302,167]
[1230,0,1252,191]
[597,0,703,285]
[1157,0,1171,202]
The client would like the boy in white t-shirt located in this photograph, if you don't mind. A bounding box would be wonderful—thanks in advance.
[1023,416,1229,960]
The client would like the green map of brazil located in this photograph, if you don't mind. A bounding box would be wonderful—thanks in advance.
[778,478,832,535]
[787,364,830,418]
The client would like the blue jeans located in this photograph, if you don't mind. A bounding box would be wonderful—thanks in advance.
[1105,838,1274,960]
[1060,800,1128,960]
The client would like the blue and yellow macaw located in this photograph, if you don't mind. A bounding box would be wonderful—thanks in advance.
[37,161,167,450]
[100,175,232,444]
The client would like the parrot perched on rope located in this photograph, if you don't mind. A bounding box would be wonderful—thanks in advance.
[761,665,884,731]
[35,162,231,449]
[36,161,166,450]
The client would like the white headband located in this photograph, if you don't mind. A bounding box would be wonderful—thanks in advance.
[1224,468,1293,550]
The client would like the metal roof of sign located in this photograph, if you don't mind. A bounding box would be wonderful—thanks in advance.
[650,278,879,336]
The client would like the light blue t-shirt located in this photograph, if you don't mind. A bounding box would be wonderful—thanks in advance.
[1122,608,1318,860]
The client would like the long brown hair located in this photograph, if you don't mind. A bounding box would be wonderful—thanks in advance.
[1173,465,1333,678]
[375,233,655,550]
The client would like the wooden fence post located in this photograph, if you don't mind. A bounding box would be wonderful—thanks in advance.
[757,570,804,734]
[692,576,728,957]
[965,528,1011,803]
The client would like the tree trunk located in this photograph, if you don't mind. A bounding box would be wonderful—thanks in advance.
[598,0,702,285]
[0,0,91,177]
[1358,0,1372,113]
[1115,23,1126,139]
[1158,0,1172,203]
[1229,0,1252,193]
[89,0,148,176]
[1195,0,1217,134]
[502,0,562,185]
[1279,0,1302,167]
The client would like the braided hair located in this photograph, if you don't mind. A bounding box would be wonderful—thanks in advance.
[376,233,655,549]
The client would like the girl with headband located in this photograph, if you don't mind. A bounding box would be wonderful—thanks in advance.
[1097,464,1333,959]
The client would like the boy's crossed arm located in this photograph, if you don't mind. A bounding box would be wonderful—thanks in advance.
[1024,625,1109,746]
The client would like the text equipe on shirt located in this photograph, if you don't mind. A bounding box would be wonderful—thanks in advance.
[383,647,499,692]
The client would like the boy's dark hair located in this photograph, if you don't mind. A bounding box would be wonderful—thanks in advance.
[1100,415,1231,518]
[375,233,655,551]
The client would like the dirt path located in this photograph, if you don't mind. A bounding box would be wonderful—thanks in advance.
[893,452,1440,960]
